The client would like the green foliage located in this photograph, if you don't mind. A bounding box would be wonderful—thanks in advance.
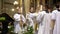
[0,17,6,21]
[8,25,15,34]
[8,24,34,34]
[23,26,33,34]
[8,25,14,31]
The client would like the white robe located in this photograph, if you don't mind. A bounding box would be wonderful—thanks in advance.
[27,13,37,20]
[52,10,60,34]
[26,17,34,27]
[43,13,52,34]
[13,13,26,33]
[37,11,46,34]
[26,13,38,29]
[37,11,52,34]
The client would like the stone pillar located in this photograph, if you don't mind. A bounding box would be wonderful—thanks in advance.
[42,0,45,6]
[19,0,30,17]
[19,0,23,13]
[19,0,22,7]
[42,0,45,11]
[36,0,40,12]
[37,0,39,7]
[24,0,30,14]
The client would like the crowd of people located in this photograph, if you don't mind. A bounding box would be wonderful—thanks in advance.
[13,3,60,34]
[0,2,60,34]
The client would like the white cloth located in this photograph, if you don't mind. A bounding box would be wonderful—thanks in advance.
[37,11,52,34]
[13,13,26,33]
[43,13,52,34]
[14,21,21,33]
[26,13,38,29]
[14,14,26,23]
[52,10,60,34]
[37,11,45,23]
[26,17,34,27]
[37,11,46,34]
[27,13,37,20]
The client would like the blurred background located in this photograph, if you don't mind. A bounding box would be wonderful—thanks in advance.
[0,0,60,34]
[0,0,60,18]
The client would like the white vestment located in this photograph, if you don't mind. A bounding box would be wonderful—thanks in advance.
[13,13,26,33]
[38,11,52,34]
[37,11,46,34]
[26,13,38,29]
[52,10,60,34]
[27,13,37,19]
[26,17,34,27]
[43,13,52,34]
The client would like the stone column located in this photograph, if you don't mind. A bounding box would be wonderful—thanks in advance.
[19,0,30,17]
[42,0,45,6]
[24,0,30,14]
[19,0,23,13]
[19,0,22,7]
[36,0,40,12]
[42,0,45,11]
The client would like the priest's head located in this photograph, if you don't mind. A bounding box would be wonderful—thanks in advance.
[30,7,35,13]
[56,4,60,11]
[59,5,60,11]
[17,7,22,14]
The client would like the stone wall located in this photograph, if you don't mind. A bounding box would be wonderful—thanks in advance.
[0,0,1,13]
